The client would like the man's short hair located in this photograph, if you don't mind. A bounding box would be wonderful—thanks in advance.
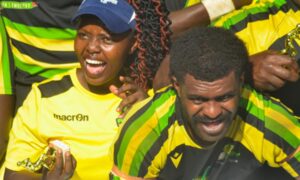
[170,26,249,83]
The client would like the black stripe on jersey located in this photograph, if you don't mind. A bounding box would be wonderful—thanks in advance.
[288,157,300,176]
[11,38,77,64]
[138,112,176,177]
[113,97,153,164]
[264,129,295,157]
[229,1,298,33]
[238,107,264,134]
[154,86,175,100]
[114,87,172,164]
[15,68,46,85]
[2,1,81,28]
[238,107,295,156]
[114,87,175,164]
[38,75,72,97]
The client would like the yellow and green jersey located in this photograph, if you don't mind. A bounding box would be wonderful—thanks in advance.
[0,0,81,95]
[4,68,122,179]
[112,85,300,179]
[213,0,300,116]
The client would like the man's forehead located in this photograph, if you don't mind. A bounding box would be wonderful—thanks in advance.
[181,72,239,95]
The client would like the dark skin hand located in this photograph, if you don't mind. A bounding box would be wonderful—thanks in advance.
[109,76,149,119]
[0,95,14,166]
[4,149,76,180]
[249,50,299,91]
[42,150,76,180]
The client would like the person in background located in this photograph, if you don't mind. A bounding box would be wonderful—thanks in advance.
[212,0,300,116]
[110,26,300,180]
[153,0,253,90]
[166,0,252,38]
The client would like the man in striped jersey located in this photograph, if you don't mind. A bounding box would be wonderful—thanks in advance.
[110,27,300,180]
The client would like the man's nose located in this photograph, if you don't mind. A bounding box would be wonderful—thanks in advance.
[202,101,222,119]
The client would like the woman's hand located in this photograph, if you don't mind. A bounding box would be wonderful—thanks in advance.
[110,76,149,119]
[42,150,76,180]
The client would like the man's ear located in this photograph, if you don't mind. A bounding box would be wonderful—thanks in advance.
[239,73,245,92]
[240,73,245,84]
[171,76,181,95]
[240,73,245,85]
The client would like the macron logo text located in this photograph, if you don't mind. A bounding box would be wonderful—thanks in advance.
[53,113,89,122]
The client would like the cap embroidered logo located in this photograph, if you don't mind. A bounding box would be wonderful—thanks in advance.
[100,0,118,4]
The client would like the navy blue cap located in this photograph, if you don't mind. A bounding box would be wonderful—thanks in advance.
[72,0,136,34]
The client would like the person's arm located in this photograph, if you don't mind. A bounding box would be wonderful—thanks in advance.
[169,0,252,39]
[0,95,14,165]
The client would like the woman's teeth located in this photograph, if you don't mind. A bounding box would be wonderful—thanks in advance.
[86,59,105,65]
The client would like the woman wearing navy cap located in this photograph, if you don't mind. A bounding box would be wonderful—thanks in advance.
[2,0,156,179]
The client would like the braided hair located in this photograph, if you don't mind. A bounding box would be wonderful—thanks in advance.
[127,0,172,90]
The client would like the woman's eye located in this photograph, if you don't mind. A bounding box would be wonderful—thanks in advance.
[78,32,89,40]
[102,37,113,44]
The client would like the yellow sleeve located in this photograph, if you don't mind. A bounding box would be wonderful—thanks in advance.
[4,84,48,171]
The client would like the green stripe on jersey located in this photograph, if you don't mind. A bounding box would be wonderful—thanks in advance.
[240,86,300,154]
[239,86,265,122]
[2,16,76,40]
[265,116,300,153]
[129,103,175,175]
[14,54,71,79]
[212,0,286,29]
[117,89,176,169]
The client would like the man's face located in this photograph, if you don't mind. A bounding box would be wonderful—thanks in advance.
[173,71,242,146]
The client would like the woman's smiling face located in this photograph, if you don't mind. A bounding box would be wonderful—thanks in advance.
[74,16,135,87]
